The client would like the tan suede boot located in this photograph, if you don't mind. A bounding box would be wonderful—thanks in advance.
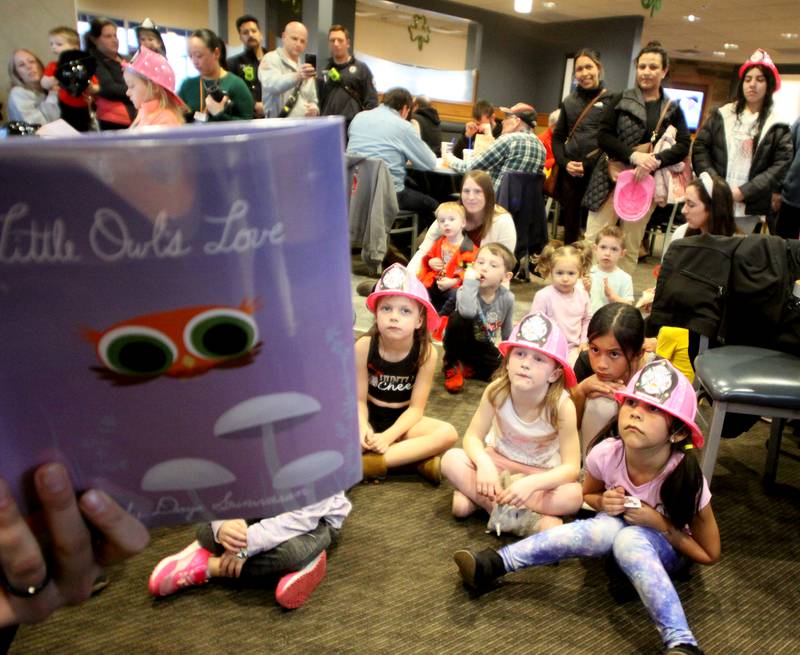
[361,453,387,480]
[416,455,442,486]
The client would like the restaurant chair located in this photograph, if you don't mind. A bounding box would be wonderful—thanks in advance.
[694,345,800,485]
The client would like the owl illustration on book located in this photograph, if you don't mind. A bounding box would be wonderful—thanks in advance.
[85,299,262,385]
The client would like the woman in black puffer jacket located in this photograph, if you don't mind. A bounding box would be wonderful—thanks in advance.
[693,48,793,234]
[552,48,611,245]
[582,42,690,274]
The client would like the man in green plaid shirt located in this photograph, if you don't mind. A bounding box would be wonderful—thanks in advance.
[446,102,546,193]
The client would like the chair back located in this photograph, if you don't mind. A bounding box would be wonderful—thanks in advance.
[497,171,547,259]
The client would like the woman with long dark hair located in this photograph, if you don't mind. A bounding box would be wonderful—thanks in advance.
[692,49,793,234]
[85,18,135,129]
[582,42,691,274]
[669,172,736,244]
[178,28,254,122]
[552,48,610,244]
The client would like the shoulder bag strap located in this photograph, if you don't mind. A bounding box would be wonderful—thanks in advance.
[565,88,607,144]
[649,98,674,150]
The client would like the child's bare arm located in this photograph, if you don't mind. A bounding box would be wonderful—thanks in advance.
[463,388,500,498]
[354,337,373,448]
[623,502,720,565]
[496,396,581,507]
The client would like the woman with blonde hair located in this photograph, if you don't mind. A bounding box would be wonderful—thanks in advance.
[123,46,185,127]
[6,49,60,125]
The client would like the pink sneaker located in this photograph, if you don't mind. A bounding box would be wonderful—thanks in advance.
[148,540,211,597]
[274,550,327,609]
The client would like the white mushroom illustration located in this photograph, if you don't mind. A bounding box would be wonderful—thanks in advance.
[213,392,322,482]
[141,458,236,521]
[272,450,344,504]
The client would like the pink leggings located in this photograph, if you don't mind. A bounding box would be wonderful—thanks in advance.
[441,447,583,516]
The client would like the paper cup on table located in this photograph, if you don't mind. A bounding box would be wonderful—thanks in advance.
[462,148,474,163]
[441,142,453,167]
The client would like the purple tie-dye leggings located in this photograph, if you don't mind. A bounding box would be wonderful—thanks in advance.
[498,513,697,648]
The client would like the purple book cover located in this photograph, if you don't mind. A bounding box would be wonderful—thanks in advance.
[0,119,361,526]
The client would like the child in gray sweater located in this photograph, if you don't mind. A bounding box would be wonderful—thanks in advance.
[442,243,515,393]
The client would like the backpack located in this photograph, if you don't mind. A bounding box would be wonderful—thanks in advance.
[726,236,800,355]
[650,234,740,340]
[651,234,800,357]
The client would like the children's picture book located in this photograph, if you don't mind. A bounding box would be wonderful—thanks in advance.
[0,118,361,526]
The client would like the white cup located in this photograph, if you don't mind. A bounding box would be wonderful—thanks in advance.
[462,148,474,163]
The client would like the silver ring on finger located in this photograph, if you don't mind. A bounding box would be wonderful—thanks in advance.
[3,570,51,598]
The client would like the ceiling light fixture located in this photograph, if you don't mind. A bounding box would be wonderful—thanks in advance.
[723,43,739,50]
[712,51,726,57]
[683,14,700,22]
[543,1,556,8]
[780,33,799,39]
[514,0,533,13]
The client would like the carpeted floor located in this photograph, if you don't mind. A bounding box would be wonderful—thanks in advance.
[11,250,800,654]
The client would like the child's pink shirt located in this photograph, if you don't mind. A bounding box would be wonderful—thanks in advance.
[131,100,183,128]
[530,284,591,348]
[585,438,711,514]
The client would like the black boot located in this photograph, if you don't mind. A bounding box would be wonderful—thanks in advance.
[453,548,506,590]
[664,644,704,655]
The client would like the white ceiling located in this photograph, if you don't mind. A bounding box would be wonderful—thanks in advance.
[440,0,800,64]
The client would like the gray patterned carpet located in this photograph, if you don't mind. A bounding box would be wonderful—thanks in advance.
[11,252,800,654]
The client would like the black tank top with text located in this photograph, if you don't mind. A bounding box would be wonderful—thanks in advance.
[367,336,420,404]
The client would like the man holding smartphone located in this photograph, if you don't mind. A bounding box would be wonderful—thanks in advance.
[259,21,319,118]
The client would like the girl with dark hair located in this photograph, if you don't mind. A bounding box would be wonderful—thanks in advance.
[552,48,611,244]
[582,41,691,274]
[85,18,135,129]
[693,49,793,234]
[571,302,651,453]
[408,170,516,276]
[454,359,720,655]
[669,172,736,244]
[178,29,254,122]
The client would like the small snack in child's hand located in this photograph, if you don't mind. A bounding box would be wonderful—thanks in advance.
[624,496,642,509]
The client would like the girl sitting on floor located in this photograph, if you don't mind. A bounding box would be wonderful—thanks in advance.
[571,302,654,455]
[454,359,720,655]
[441,312,583,533]
[356,264,458,483]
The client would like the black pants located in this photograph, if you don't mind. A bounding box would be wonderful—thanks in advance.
[397,184,438,225]
[557,169,590,245]
[97,119,128,131]
[59,101,92,132]
[442,311,502,378]
[775,202,800,239]
[196,520,337,585]
[427,283,457,315]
